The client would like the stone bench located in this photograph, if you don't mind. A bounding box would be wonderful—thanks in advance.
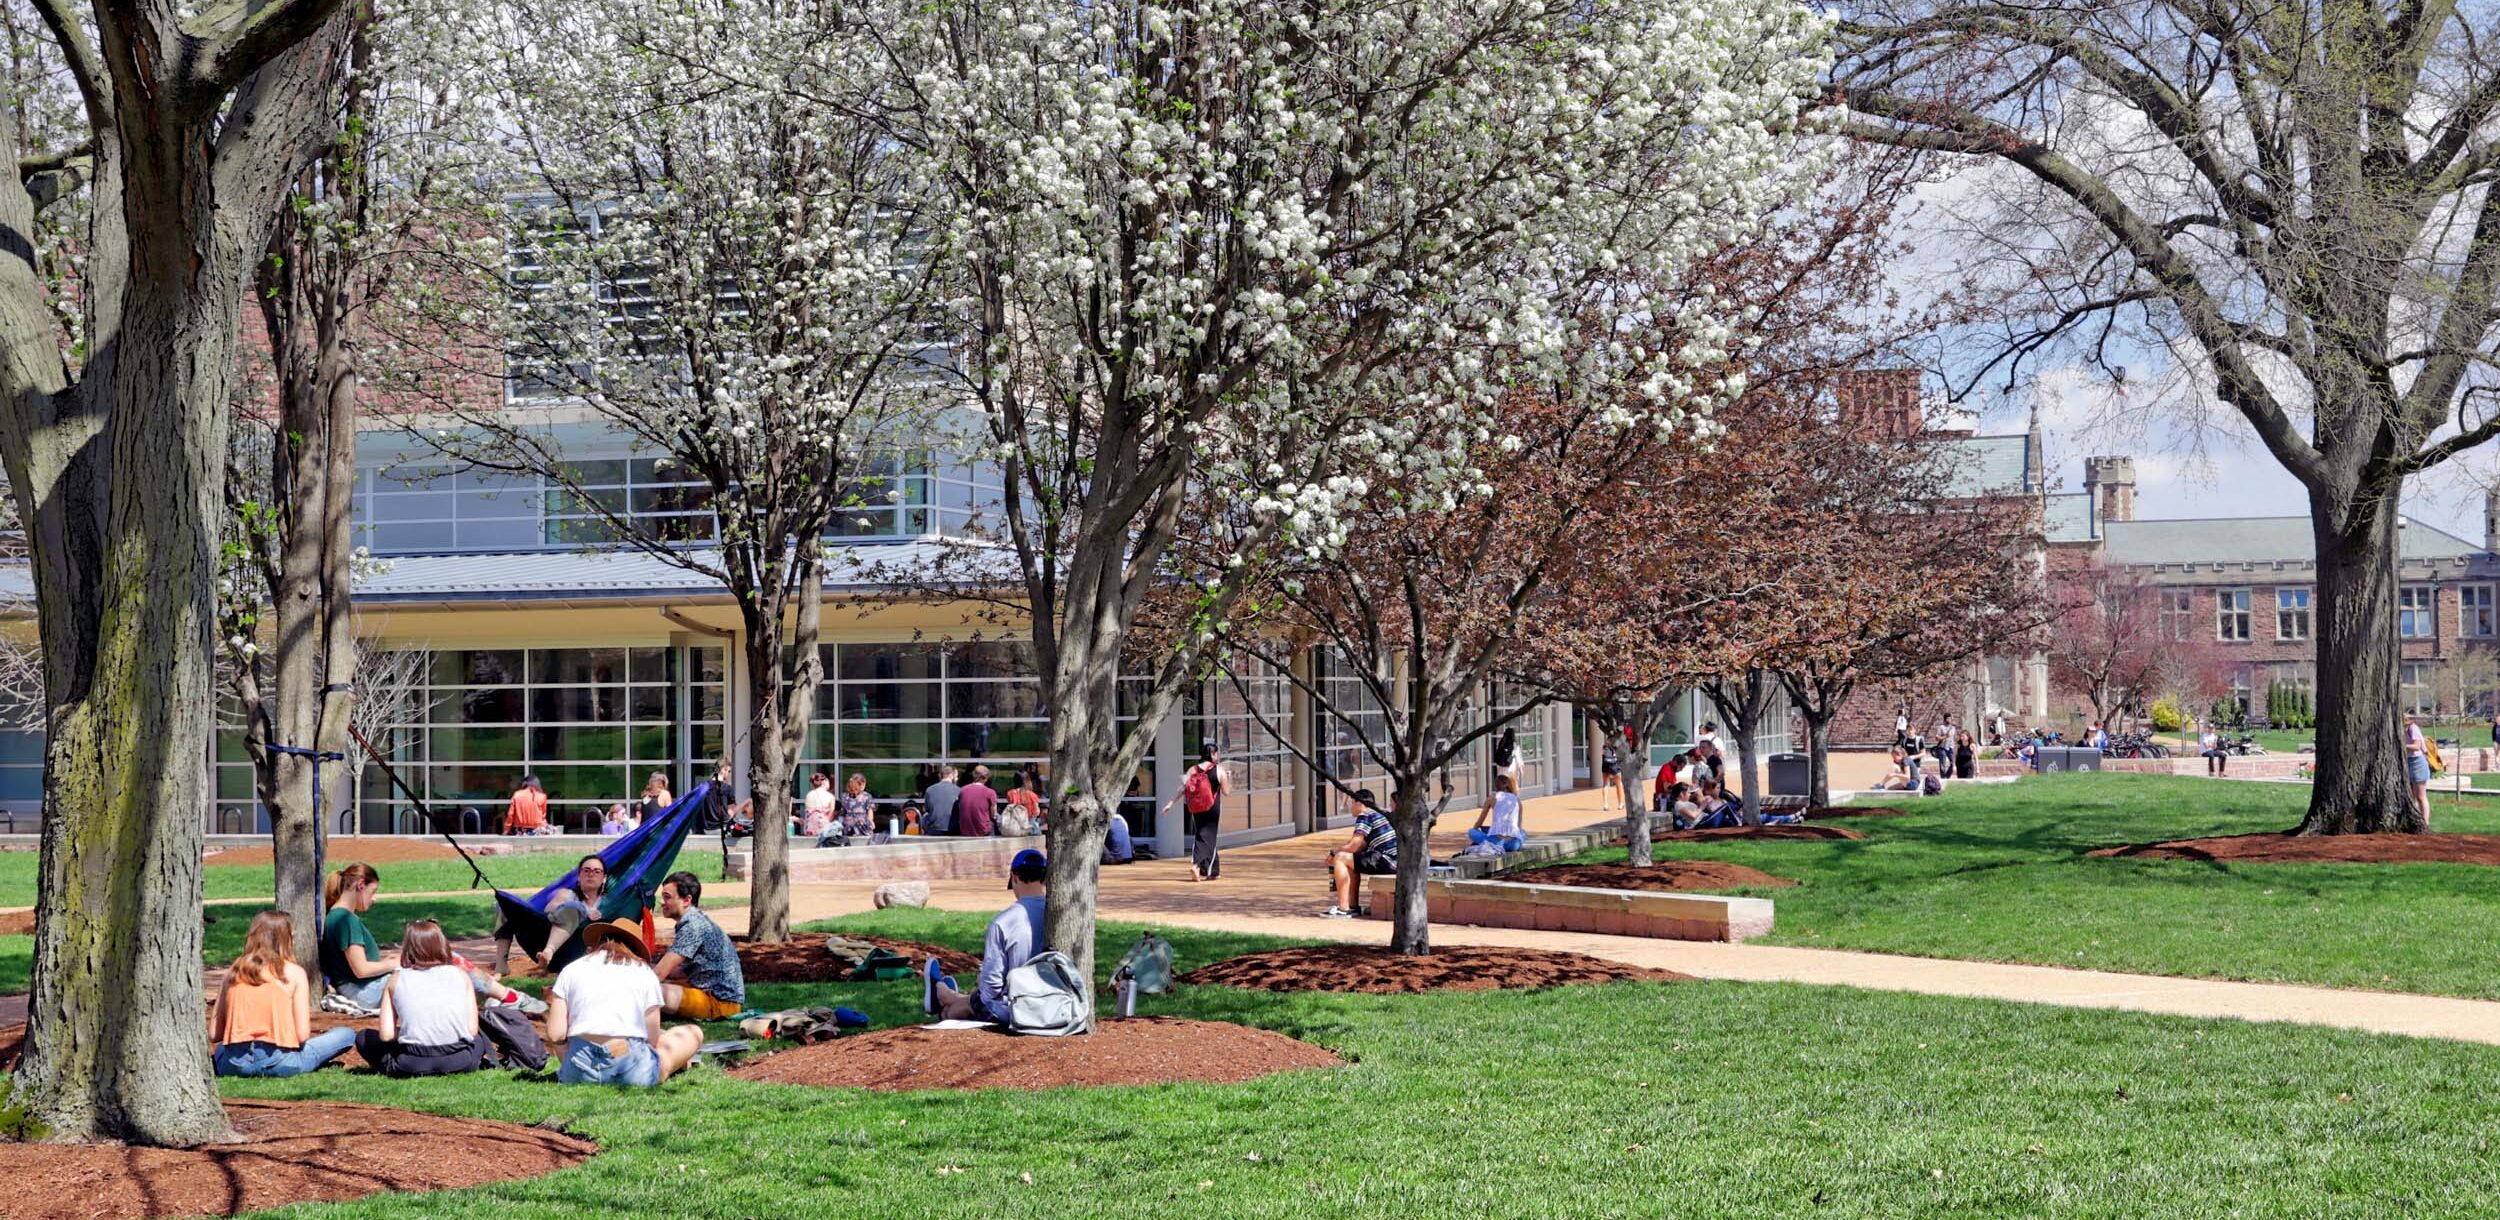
[1365,874,1773,942]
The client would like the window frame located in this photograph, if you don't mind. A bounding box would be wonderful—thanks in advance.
[2215,588,2252,642]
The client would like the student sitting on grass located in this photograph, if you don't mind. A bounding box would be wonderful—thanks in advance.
[655,871,746,1020]
[925,849,1049,1023]
[1469,775,1526,853]
[324,863,543,1018]
[212,910,356,1078]
[1322,789,1397,920]
[1101,810,1136,864]
[547,917,706,1087]
[353,919,490,1078]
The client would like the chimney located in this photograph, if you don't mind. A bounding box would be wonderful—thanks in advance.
[2084,455,2137,524]
[1836,368,1924,440]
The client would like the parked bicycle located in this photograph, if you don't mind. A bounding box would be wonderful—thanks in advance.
[2105,730,2170,759]
[2224,735,2268,757]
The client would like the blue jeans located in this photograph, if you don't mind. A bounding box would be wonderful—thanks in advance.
[329,973,389,1008]
[559,1036,662,1087]
[214,1028,357,1078]
[1468,828,1524,853]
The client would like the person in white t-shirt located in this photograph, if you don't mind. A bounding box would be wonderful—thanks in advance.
[801,772,838,838]
[546,918,705,1087]
[352,919,488,1077]
[1470,775,1527,853]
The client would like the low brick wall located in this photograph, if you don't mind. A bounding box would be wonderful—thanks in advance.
[724,834,1044,883]
[1365,875,1774,942]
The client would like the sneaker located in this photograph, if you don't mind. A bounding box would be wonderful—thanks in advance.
[319,993,377,1018]
[513,991,549,1017]
[1320,906,1353,919]
[922,957,944,1014]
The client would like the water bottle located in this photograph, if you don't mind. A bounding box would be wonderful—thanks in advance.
[1115,973,1137,1018]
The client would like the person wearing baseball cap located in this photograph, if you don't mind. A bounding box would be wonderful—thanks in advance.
[545,916,706,1087]
[925,848,1049,1023]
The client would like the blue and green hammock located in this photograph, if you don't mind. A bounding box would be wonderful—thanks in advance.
[351,726,708,959]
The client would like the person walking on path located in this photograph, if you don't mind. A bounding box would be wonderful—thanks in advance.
[1166,745,1228,881]
[2405,713,2434,826]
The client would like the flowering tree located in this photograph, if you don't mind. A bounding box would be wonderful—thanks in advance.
[898,0,1831,983]
[2047,560,2216,731]
[0,0,359,1147]
[412,0,946,940]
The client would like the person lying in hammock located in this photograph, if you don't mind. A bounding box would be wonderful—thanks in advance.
[493,853,608,976]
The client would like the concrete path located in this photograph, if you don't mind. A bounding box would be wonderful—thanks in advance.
[697,786,2500,1048]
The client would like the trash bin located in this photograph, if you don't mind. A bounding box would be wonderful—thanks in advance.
[2066,746,2103,772]
[2037,747,2070,773]
[1767,752,1810,797]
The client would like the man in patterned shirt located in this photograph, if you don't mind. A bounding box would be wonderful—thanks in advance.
[654,871,746,1020]
[1323,788,1398,919]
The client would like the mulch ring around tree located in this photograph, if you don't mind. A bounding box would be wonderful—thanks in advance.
[0,1098,594,1220]
[1806,805,1911,820]
[1658,824,1864,842]
[2087,832,2500,866]
[732,1017,1339,1092]
[736,932,980,983]
[1513,862,1795,892]
[1177,945,1686,995]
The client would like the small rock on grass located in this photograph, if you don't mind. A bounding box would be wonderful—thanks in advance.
[873,881,930,909]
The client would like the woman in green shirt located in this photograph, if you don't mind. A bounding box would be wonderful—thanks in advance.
[320,863,394,1011]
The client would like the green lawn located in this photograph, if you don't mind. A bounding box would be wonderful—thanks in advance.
[201,910,2500,1218]
[0,844,730,910]
[1540,772,2500,998]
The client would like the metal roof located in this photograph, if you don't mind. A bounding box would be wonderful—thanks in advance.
[0,539,1010,608]
[1935,433,2033,498]
[2103,516,2484,567]
[2042,492,2097,544]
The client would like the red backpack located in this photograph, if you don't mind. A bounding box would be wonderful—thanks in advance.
[1182,765,1218,814]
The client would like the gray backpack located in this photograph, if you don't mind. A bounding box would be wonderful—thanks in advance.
[1004,951,1090,1036]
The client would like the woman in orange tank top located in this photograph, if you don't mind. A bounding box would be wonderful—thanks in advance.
[210,911,355,1077]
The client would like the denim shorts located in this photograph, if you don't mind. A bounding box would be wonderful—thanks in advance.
[560,1036,662,1087]
[2410,752,2434,784]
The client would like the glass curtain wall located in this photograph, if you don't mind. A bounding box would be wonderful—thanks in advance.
[1185,658,1292,834]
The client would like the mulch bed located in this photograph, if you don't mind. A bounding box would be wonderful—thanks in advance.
[0,1098,593,1220]
[736,933,979,983]
[1177,945,1685,995]
[2087,832,2500,866]
[1514,862,1795,891]
[0,910,32,936]
[1807,805,1911,820]
[1659,824,1863,841]
[732,1017,1339,1092]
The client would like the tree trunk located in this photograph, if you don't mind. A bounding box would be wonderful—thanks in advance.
[1620,715,1653,867]
[1040,788,1111,1023]
[1803,713,1831,809]
[14,227,244,1148]
[1386,781,1437,954]
[2300,488,2420,834]
[738,558,813,941]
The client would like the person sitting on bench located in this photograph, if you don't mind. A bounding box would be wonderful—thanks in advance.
[546,918,705,1087]
[655,871,746,1020]
[924,849,1049,1023]
[1469,775,1525,853]
[1322,789,1397,919]
[354,918,490,1077]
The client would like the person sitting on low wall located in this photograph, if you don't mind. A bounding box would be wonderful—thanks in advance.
[1323,789,1398,920]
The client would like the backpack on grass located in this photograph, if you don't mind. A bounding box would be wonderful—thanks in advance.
[1111,932,1175,995]
[1005,951,1091,1036]
[480,1003,548,1071]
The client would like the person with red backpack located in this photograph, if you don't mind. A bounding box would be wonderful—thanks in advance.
[1164,745,1228,881]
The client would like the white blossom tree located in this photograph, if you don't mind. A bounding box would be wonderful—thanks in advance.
[410,0,945,939]
[893,0,1832,982]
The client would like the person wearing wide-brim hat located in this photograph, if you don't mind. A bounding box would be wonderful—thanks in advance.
[545,916,705,1086]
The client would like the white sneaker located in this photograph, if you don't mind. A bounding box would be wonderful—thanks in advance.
[319,993,377,1018]
[513,992,549,1017]
[1320,906,1353,919]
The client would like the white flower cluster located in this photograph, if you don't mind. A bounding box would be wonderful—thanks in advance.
[900,0,1833,553]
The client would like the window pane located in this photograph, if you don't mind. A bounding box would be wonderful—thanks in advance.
[838,682,942,720]
[836,721,944,759]
[838,643,941,681]
[530,725,627,761]
[949,722,1048,756]
[532,648,628,685]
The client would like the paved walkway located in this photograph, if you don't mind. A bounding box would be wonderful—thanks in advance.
[695,786,2500,1048]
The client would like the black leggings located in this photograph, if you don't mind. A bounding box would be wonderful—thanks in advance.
[355,1030,489,1077]
[1190,808,1221,878]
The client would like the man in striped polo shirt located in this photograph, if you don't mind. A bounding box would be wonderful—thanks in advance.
[1323,789,1398,919]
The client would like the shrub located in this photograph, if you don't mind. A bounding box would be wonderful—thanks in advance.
[2148,697,2184,732]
